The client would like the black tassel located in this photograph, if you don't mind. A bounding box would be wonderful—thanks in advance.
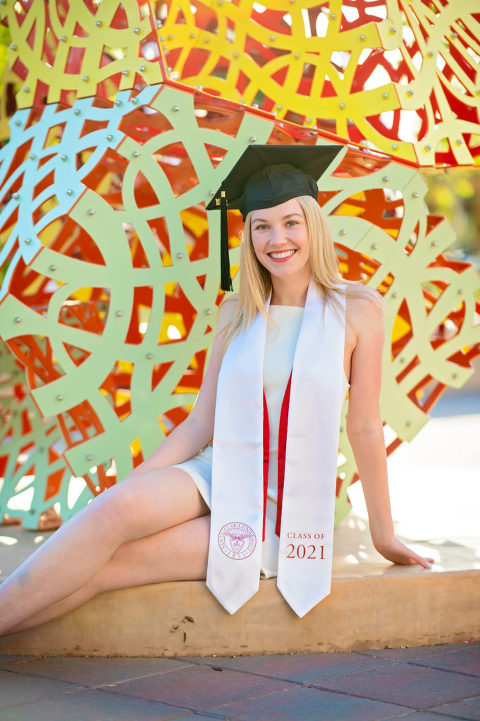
[220,190,233,292]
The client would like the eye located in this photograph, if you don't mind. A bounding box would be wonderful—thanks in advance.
[253,223,269,231]
[286,220,299,227]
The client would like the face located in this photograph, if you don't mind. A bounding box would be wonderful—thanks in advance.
[250,197,310,281]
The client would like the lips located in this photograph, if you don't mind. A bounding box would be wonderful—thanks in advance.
[268,249,296,259]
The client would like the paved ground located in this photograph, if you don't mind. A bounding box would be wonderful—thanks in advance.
[0,642,479,720]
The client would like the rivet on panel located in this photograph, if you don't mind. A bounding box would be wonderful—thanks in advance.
[371,243,379,250]
[168,34,174,40]
[30,153,36,160]
[56,394,64,401]
[190,32,196,39]
[269,35,276,41]
[424,144,432,151]
[412,191,420,198]
[391,143,398,150]
[305,117,312,123]
[66,189,73,196]
[132,150,140,158]
[87,208,95,215]
[59,35,67,41]
[382,92,389,99]
[146,353,153,360]
[14,119,21,126]
[172,105,180,112]
[60,154,68,161]
[294,52,300,59]
[74,108,81,115]
[249,136,257,143]
[431,240,438,247]
[457,288,464,295]
[49,264,56,271]
[23,86,30,93]
[204,36,210,43]
[95,20,102,27]
[176,252,184,260]
[406,89,414,96]
[114,99,122,106]
[209,190,215,196]
[359,34,366,40]
[122,69,129,76]
[14,316,22,323]
[82,75,89,82]
[427,50,434,57]
[339,102,346,109]
[106,134,113,141]
[156,19,162,28]
[87,455,93,462]
[455,138,463,145]
[233,51,240,58]
[24,238,32,244]
[390,26,397,34]
[133,27,140,33]
[204,308,213,316]
[330,13,337,19]
[115,310,123,317]
[382,176,389,183]
[339,229,346,236]
[139,65,146,72]
[9,44,17,51]
[391,292,398,298]
[131,97,138,105]
[12,192,19,200]
[452,372,458,379]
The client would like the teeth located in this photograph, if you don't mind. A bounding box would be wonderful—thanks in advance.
[270,250,295,259]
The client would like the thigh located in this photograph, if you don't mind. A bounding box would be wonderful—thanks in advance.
[94,515,211,592]
[88,466,209,543]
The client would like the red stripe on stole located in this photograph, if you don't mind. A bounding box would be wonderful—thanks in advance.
[262,371,293,541]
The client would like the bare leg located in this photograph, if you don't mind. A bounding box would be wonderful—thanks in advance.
[0,467,208,636]
[6,514,210,635]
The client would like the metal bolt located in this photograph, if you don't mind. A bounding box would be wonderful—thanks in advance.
[87,208,95,215]
[23,86,30,93]
[382,176,389,183]
[458,288,464,295]
[406,89,414,96]
[427,50,434,58]
[132,150,140,158]
[74,108,81,115]
[412,192,420,198]
[157,20,163,28]
[305,117,312,123]
[114,99,122,106]
[87,454,93,462]
[405,420,411,427]
[146,353,153,360]
[106,134,113,141]
[276,104,283,110]
[455,138,463,145]
[330,12,337,19]
[30,153,36,160]
[172,105,179,112]
[82,75,89,82]
[382,92,389,98]
[391,143,398,150]
[252,103,259,109]
[49,264,56,271]
[294,52,300,59]
[339,102,346,109]
[56,394,64,401]
[431,240,438,247]
[371,243,379,250]
[399,357,406,364]
[209,190,215,196]
[14,119,21,126]
[24,238,32,244]
[122,69,129,76]
[168,34,174,40]
[59,35,67,41]
[176,252,184,260]
[60,154,68,161]
[133,27,140,33]
[115,310,123,317]
[205,308,213,316]
[131,97,138,105]
[359,34,366,40]
[425,144,432,151]
[95,20,102,27]
[190,32,196,39]
[66,189,73,196]
[269,35,275,41]
[233,51,240,58]
[14,316,22,323]
[204,36,210,43]
[339,229,346,236]
[390,26,397,33]
[139,65,146,72]
[451,32,458,38]
[391,292,398,298]
[249,136,256,143]
[9,44,17,51]
[12,192,19,200]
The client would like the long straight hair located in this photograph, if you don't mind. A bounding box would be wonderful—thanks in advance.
[222,195,387,350]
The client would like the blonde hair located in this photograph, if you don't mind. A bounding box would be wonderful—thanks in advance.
[222,195,387,349]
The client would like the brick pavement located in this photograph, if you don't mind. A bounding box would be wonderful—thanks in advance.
[0,642,478,721]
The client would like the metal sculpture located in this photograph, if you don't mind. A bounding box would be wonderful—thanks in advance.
[0,0,478,529]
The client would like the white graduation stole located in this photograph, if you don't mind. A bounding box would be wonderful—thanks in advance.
[206,280,346,616]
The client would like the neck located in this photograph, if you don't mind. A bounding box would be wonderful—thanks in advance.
[270,274,310,307]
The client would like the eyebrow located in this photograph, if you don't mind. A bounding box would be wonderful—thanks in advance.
[251,213,303,223]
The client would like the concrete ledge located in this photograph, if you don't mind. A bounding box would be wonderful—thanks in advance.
[1,568,479,657]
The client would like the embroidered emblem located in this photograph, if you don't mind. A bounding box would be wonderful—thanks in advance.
[218,522,257,560]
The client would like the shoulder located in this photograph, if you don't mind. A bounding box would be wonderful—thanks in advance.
[216,293,239,331]
[344,283,386,341]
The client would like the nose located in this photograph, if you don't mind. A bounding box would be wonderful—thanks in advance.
[269,224,288,246]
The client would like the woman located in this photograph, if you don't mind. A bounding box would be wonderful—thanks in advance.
[0,145,433,637]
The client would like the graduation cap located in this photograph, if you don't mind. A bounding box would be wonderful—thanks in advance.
[207,144,344,291]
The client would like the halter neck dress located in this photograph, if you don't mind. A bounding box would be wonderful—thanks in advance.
[173,305,350,578]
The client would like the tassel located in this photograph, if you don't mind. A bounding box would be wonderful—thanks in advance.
[220,190,233,292]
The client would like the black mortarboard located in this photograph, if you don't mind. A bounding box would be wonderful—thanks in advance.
[207,144,344,291]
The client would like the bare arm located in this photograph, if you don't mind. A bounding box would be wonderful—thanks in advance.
[346,295,433,569]
[131,297,237,475]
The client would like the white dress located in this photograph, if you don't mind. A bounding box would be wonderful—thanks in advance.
[173,305,350,578]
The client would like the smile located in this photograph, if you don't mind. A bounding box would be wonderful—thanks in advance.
[268,250,296,260]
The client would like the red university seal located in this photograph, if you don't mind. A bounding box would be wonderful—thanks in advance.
[218,522,257,560]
